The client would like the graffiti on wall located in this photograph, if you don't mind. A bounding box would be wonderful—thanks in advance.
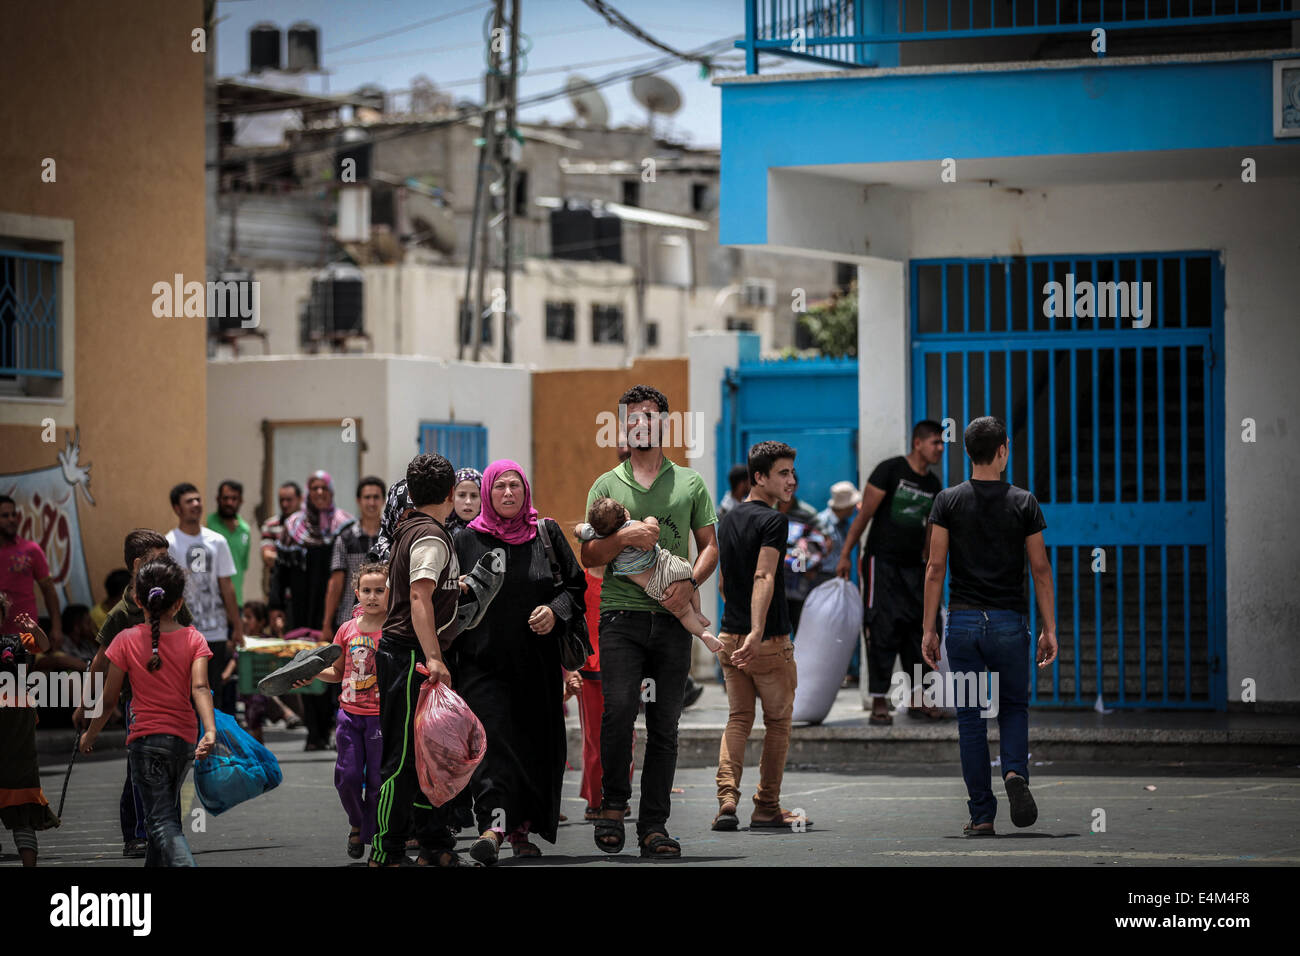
[1,431,94,608]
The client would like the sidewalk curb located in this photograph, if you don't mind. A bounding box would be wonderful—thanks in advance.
[566,726,1300,768]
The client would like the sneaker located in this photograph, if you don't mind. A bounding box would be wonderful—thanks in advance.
[257,644,342,696]
[1005,774,1038,828]
[122,838,147,858]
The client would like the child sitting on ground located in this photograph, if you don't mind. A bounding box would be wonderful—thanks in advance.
[577,498,722,653]
[294,562,387,859]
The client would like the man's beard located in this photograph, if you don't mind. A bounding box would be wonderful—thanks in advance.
[219,506,237,519]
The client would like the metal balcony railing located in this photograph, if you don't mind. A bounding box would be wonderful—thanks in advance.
[0,250,62,379]
[739,0,1300,72]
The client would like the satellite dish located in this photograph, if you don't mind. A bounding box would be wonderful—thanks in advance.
[632,75,682,115]
[566,75,610,128]
[631,75,682,136]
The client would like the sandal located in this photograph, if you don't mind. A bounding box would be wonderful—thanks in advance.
[416,849,463,867]
[469,832,501,866]
[712,802,739,831]
[750,808,810,829]
[456,549,507,632]
[510,840,543,858]
[593,811,626,854]
[963,822,996,837]
[585,806,632,821]
[868,713,893,726]
[639,830,681,858]
[347,828,364,860]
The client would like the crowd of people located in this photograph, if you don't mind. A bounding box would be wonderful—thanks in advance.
[0,381,1057,867]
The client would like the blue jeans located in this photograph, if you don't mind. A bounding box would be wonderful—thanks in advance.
[119,699,147,842]
[944,609,1031,825]
[126,734,196,867]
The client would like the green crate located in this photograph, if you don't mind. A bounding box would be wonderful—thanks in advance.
[238,649,328,695]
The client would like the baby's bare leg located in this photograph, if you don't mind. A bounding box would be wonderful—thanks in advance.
[624,570,722,652]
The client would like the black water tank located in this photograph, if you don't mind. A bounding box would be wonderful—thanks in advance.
[311,275,364,336]
[550,202,623,262]
[287,22,319,72]
[249,22,281,73]
[592,207,622,263]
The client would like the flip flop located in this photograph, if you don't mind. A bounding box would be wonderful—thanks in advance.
[257,644,342,696]
[456,548,507,632]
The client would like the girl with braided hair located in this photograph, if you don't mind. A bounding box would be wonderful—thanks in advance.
[79,556,217,866]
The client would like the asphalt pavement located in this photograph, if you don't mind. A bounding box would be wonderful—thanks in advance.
[7,729,1297,867]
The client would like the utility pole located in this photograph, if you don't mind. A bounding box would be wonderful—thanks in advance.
[471,0,506,361]
[500,0,520,364]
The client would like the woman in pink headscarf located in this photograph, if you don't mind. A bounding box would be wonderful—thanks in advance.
[447,459,586,864]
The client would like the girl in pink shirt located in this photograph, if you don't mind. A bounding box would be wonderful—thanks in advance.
[80,556,216,867]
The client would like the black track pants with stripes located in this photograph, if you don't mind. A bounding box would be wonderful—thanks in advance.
[370,639,456,865]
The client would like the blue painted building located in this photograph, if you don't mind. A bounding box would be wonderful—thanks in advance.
[718,4,1300,708]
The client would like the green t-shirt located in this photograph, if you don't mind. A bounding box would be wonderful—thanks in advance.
[206,513,251,604]
[585,456,717,613]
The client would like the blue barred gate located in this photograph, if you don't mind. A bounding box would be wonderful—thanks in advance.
[910,253,1226,708]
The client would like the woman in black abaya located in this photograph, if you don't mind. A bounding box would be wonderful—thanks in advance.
[449,458,585,864]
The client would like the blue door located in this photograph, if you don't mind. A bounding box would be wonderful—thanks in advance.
[418,422,488,472]
[720,357,860,515]
[911,253,1226,709]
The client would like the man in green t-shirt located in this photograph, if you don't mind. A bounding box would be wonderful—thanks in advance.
[582,384,718,859]
[207,479,252,604]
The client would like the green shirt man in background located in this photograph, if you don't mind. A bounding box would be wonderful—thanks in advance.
[207,479,251,604]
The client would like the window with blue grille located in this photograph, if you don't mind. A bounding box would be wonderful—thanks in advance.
[0,246,62,389]
[417,422,488,472]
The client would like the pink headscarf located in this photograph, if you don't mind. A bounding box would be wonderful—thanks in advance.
[468,459,539,545]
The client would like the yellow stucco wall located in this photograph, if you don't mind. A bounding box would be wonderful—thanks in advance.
[0,0,207,608]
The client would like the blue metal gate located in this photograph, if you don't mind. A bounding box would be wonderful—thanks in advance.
[418,422,488,472]
[719,356,860,515]
[911,253,1226,709]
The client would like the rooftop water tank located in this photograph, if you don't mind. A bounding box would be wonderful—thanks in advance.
[287,22,320,72]
[249,22,281,74]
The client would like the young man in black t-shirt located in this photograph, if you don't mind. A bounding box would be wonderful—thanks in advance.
[712,441,802,832]
[922,416,1058,836]
[835,420,945,724]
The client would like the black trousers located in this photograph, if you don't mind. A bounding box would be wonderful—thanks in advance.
[370,639,455,864]
[598,609,692,837]
[863,556,932,696]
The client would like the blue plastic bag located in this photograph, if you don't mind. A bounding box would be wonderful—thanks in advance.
[193,706,283,815]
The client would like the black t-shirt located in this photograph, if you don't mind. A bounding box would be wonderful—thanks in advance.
[928,479,1047,614]
[865,456,942,567]
[718,500,791,640]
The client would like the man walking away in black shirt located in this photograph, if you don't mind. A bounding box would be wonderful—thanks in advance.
[835,420,944,724]
[921,417,1058,836]
[712,441,802,832]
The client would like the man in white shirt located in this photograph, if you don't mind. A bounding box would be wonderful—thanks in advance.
[167,482,244,713]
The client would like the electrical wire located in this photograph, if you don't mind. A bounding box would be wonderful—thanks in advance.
[579,0,714,68]
[325,2,492,54]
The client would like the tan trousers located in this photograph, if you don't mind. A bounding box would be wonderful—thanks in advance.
[715,633,797,815]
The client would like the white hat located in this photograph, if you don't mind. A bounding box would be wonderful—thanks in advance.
[828,481,861,509]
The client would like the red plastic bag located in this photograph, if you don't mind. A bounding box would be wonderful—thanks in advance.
[413,676,487,807]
